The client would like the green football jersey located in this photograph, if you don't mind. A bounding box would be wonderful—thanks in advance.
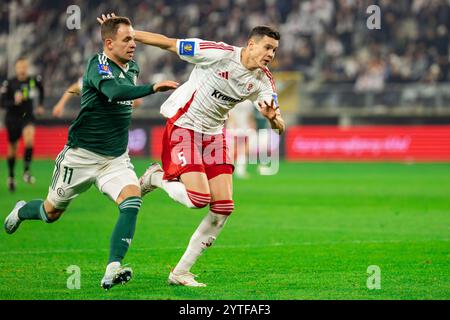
[67,53,141,156]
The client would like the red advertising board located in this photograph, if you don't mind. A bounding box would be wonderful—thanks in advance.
[3,125,450,162]
[286,126,450,162]
[0,127,68,158]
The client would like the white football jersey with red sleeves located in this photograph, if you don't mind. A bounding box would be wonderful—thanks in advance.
[160,38,278,134]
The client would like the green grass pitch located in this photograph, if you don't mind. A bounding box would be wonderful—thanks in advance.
[0,160,449,300]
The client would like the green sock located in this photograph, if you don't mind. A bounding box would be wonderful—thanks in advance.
[108,197,142,264]
[18,200,50,222]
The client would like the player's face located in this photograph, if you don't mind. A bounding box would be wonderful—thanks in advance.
[15,60,29,79]
[249,36,278,68]
[109,24,136,63]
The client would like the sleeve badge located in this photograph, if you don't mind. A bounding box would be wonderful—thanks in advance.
[98,64,113,75]
[179,41,195,56]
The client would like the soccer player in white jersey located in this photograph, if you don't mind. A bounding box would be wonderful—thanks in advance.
[98,15,286,287]
[138,25,285,287]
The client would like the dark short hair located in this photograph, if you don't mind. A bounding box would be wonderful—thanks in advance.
[249,26,280,41]
[101,16,132,41]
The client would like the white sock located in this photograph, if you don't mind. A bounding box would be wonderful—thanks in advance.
[151,171,196,208]
[150,171,164,188]
[173,211,229,274]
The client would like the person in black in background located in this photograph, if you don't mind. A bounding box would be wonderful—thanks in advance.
[1,57,45,192]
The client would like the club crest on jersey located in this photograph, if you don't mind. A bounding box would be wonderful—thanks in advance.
[179,41,195,56]
[98,64,112,75]
[246,83,254,92]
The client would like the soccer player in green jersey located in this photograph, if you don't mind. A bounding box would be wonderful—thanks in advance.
[3,16,178,290]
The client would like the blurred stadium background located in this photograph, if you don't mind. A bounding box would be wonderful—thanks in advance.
[0,0,449,300]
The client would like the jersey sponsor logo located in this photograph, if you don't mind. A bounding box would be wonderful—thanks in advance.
[246,82,254,92]
[97,64,112,75]
[101,74,114,80]
[179,41,195,56]
[117,100,133,106]
[211,89,243,103]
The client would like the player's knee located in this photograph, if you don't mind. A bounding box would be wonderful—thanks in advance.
[210,200,234,216]
[186,189,211,209]
[7,145,17,157]
[46,211,63,223]
[43,201,65,223]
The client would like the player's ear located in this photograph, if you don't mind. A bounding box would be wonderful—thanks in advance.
[247,38,255,49]
[105,38,114,50]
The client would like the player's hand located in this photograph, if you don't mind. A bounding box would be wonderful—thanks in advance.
[258,99,279,121]
[153,81,180,92]
[96,13,116,24]
[14,91,23,105]
[52,103,64,118]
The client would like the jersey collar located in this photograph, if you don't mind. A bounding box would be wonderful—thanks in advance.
[102,52,130,73]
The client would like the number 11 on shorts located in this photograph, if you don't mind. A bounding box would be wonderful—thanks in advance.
[63,166,74,184]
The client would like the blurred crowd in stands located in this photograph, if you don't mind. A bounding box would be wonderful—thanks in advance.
[0,0,449,97]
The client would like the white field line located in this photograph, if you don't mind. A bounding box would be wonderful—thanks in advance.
[2,238,449,256]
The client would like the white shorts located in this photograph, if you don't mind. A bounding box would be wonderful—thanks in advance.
[47,146,139,209]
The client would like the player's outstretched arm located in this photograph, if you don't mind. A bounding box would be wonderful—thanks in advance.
[153,80,180,92]
[100,79,178,102]
[258,99,286,135]
[128,82,178,109]
[134,31,177,53]
[97,13,177,53]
